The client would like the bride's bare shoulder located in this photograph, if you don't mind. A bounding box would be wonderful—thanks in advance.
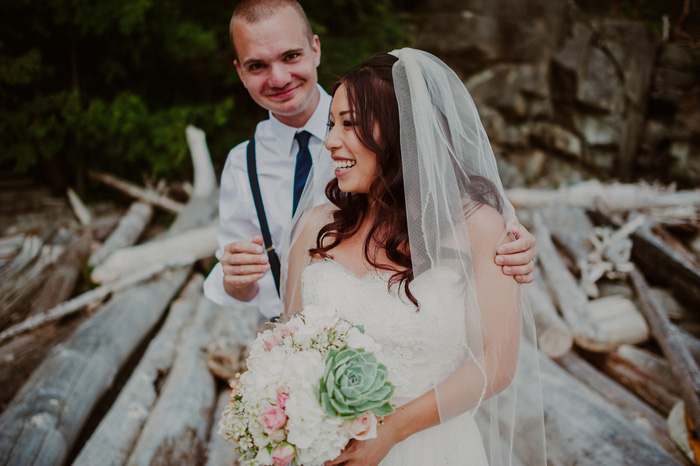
[464,202,507,246]
[295,203,334,231]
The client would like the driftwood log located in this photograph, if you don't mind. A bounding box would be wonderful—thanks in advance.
[524,266,573,357]
[630,266,700,438]
[507,180,700,211]
[0,257,197,344]
[87,170,185,214]
[532,211,609,351]
[0,234,26,265]
[537,204,595,275]
[205,390,239,466]
[0,241,64,330]
[0,266,191,465]
[0,318,85,412]
[90,224,218,284]
[186,125,218,199]
[124,298,220,466]
[28,229,92,318]
[0,230,93,409]
[124,301,262,465]
[72,275,203,466]
[589,344,681,415]
[631,219,700,306]
[587,295,649,346]
[66,187,92,226]
[555,351,691,465]
[0,234,43,283]
[677,327,700,367]
[513,344,683,465]
[88,201,154,267]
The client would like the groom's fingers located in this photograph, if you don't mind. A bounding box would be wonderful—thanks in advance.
[221,239,271,287]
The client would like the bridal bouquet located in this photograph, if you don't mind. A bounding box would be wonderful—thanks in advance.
[218,305,395,466]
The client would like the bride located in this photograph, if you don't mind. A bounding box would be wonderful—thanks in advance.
[282,49,546,466]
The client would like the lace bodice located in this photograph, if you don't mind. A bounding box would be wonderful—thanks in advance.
[301,259,469,406]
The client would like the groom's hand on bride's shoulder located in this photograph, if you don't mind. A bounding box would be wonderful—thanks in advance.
[221,235,271,301]
[495,222,536,284]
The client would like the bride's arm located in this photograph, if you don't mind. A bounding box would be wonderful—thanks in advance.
[325,205,520,466]
[283,204,333,316]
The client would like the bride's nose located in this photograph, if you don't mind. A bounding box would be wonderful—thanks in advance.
[325,126,341,151]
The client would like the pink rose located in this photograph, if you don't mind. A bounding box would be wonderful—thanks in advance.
[276,390,289,410]
[272,444,295,466]
[262,333,281,351]
[349,412,378,440]
[260,406,287,434]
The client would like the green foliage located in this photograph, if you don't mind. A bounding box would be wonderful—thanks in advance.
[0,0,407,186]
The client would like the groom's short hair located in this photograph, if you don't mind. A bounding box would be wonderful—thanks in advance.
[230,0,314,59]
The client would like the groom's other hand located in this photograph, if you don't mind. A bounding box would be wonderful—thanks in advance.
[221,235,271,301]
[495,222,536,284]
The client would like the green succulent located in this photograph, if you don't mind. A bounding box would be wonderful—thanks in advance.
[318,346,395,419]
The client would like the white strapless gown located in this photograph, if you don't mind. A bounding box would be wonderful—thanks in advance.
[302,259,488,466]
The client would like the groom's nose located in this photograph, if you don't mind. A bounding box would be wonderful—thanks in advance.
[268,63,291,88]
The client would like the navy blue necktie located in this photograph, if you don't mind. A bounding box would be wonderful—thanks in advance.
[292,131,312,217]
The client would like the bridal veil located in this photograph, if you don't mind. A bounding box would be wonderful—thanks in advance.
[282,48,546,466]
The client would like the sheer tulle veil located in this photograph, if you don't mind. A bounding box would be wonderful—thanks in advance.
[280,48,546,466]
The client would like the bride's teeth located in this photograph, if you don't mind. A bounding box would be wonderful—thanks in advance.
[334,160,356,170]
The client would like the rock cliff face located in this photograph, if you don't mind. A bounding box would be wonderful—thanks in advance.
[407,0,700,187]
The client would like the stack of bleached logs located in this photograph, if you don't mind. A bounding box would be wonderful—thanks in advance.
[0,125,699,465]
[0,127,262,466]
[507,181,700,466]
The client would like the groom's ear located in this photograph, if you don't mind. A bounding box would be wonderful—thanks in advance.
[233,60,248,89]
[312,35,321,68]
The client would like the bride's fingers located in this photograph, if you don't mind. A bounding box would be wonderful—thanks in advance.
[514,272,535,284]
[500,224,536,254]
[496,249,535,268]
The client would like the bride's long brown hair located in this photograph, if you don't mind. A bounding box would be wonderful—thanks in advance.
[310,53,502,306]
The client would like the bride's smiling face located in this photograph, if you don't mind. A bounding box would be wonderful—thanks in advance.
[325,84,378,194]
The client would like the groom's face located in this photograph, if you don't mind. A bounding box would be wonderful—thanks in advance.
[233,7,321,128]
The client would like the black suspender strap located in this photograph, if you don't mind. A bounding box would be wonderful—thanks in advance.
[246,138,281,297]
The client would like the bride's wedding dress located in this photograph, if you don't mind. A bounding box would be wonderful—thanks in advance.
[302,258,489,466]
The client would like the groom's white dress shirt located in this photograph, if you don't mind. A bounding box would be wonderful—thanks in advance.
[203,85,332,318]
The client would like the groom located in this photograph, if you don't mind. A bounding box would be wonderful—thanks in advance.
[203,0,537,319]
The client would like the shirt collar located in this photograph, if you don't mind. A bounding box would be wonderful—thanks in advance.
[268,84,331,156]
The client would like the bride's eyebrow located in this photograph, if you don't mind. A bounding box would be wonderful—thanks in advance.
[339,110,353,116]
